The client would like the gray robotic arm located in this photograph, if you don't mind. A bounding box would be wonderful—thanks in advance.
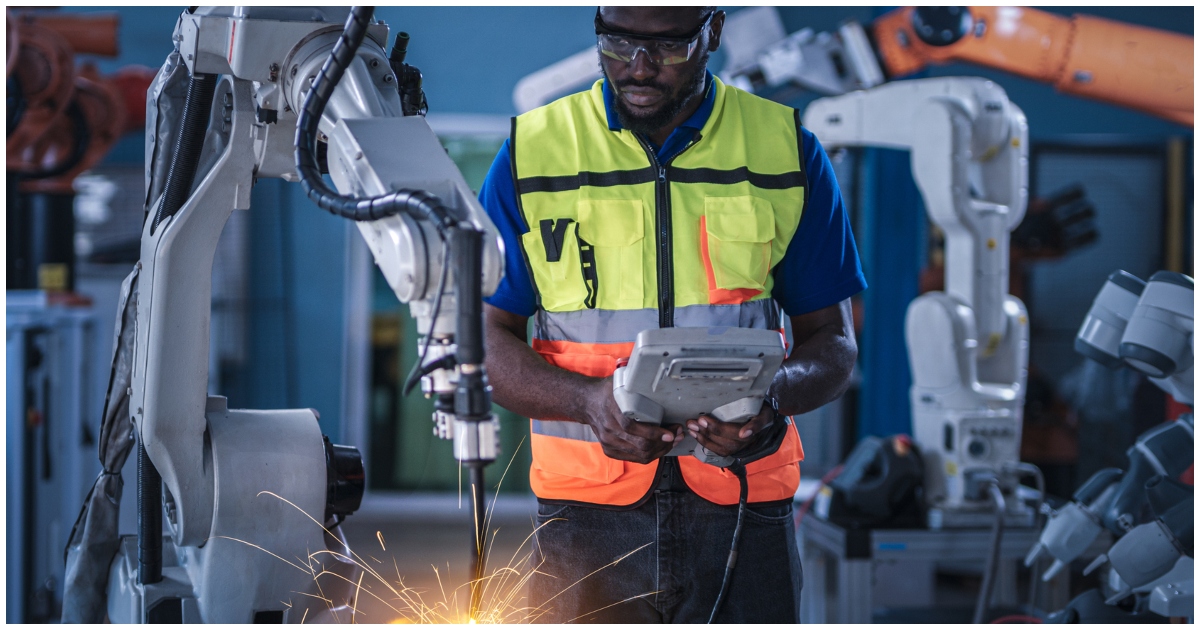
[1026,269,1193,615]
[115,6,502,623]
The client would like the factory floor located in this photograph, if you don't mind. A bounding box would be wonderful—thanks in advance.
[337,492,540,624]
[334,491,1054,624]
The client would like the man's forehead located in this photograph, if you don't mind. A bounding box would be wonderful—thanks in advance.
[598,6,709,36]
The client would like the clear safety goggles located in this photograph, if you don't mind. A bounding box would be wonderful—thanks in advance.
[594,10,714,66]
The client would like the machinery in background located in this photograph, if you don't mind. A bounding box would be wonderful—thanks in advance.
[813,434,926,528]
[804,77,1034,526]
[59,6,504,623]
[1025,270,1193,622]
[4,9,157,624]
[6,9,155,293]
[720,6,1192,127]
[513,7,1193,126]
[6,294,103,623]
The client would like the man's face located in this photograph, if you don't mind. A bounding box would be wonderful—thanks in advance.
[597,7,723,137]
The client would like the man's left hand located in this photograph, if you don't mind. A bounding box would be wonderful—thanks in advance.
[687,402,776,458]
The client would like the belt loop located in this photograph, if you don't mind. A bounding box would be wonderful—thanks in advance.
[655,456,689,492]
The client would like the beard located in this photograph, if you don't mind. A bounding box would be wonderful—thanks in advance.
[602,48,710,137]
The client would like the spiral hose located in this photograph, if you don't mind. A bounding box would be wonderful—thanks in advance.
[293,6,455,233]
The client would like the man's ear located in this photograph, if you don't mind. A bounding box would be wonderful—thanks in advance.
[707,10,725,52]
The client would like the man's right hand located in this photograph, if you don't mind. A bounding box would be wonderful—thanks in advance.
[580,377,683,465]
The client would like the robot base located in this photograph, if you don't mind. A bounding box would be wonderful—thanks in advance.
[107,533,356,623]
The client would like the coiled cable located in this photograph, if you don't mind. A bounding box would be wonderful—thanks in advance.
[293,5,456,234]
[151,72,217,234]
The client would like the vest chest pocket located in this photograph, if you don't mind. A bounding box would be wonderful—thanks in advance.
[522,219,592,312]
[578,199,646,310]
[702,196,775,302]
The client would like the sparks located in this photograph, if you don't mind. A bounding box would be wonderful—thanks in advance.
[223,438,656,623]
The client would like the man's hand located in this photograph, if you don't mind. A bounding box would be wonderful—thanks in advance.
[581,377,684,465]
[687,402,777,458]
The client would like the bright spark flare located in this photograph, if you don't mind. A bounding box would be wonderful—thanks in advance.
[222,437,657,623]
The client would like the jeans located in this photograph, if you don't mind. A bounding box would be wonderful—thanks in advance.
[527,457,803,623]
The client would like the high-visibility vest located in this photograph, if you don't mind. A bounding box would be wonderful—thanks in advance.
[511,76,808,506]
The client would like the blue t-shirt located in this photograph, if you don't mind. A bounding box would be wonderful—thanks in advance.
[480,74,866,318]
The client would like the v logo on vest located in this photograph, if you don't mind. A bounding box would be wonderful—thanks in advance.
[539,218,574,263]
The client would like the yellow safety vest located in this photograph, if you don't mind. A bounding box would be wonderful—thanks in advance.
[512,76,808,506]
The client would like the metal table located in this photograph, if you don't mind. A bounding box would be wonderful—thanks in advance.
[797,516,1075,623]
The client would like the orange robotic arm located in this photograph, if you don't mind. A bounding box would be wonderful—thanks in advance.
[871,6,1193,127]
[6,10,140,194]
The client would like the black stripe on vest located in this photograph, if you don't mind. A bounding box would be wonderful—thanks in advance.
[794,109,810,208]
[517,167,658,193]
[668,166,806,190]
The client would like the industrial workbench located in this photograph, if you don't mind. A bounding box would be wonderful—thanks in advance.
[796,515,1093,623]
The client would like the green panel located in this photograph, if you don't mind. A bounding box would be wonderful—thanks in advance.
[369,133,532,494]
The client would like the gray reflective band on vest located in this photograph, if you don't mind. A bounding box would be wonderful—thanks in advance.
[531,419,600,442]
[534,300,783,344]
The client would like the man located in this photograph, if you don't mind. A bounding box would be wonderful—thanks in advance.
[479,6,865,623]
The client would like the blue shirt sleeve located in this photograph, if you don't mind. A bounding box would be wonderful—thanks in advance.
[770,128,867,316]
[479,138,538,317]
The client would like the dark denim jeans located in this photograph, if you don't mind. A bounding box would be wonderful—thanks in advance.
[527,457,802,623]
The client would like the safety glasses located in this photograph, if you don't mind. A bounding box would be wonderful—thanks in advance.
[594,9,714,66]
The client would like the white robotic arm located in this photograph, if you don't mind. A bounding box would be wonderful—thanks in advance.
[114,6,502,623]
[804,77,1031,518]
[805,77,1028,344]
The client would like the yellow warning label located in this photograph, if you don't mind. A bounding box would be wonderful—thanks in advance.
[38,263,69,291]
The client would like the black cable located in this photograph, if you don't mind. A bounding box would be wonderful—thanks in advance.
[151,72,217,234]
[1003,463,1046,616]
[709,462,748,623]
[7,74,26,137]
[137,436,163,585]
[973,482,1007,624]
[293,6,463,390]
[293,6,455,233]
[401,242,451,397]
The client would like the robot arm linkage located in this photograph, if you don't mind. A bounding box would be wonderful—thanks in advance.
[720,6,1192,127]
[1025,270,1193,586]
[871,7,1193,127]
[803,76,1027,373]
[120,7,501,622]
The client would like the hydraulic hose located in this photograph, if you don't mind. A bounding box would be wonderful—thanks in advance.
[973,482,1007,624]
[150,72,217,234]
[293,5,455,233]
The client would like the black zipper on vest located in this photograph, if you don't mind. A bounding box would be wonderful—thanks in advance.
[636,132,700,329]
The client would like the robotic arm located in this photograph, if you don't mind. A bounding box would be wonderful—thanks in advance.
[721,6,1193,127]
[871,7,1193,127]
[804,77,1031,517]
[1026,270,1193,596]
[113,6,502,623]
